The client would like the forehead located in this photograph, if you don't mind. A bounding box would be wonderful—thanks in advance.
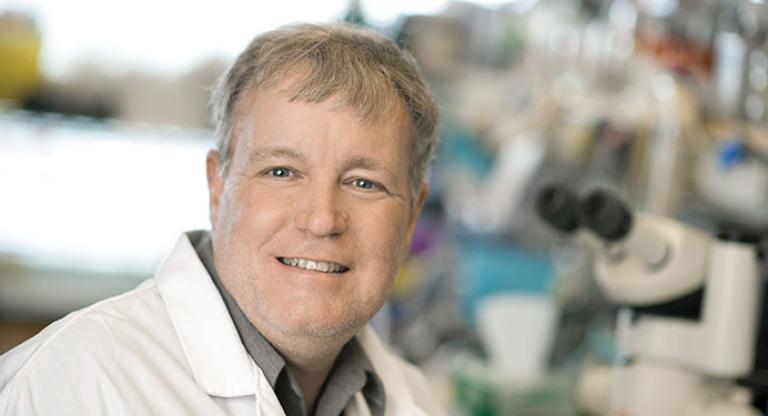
[231,81,412,153]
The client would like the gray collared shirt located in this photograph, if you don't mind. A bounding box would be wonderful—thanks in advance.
[188,230,385,416]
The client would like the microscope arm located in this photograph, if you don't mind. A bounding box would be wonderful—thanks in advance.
[630,238,761,377]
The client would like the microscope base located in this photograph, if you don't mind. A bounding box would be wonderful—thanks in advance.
[577,360,760,416]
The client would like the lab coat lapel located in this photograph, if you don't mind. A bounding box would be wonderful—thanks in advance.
[355,326,427,416]
[155,233,258,398]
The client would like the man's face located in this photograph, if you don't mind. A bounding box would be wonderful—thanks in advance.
[207,85,426,342]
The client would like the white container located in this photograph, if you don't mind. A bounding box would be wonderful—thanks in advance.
[476,293,558,385]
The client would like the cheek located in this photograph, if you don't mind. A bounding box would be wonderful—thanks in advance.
[213,187,292,282]
[357,205,412,268]
[220,186,289,234]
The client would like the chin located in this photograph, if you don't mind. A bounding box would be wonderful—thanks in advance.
[265,302,376,340]
[274,316,360,339]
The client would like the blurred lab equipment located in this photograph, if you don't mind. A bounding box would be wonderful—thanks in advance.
[476,293,558,383]
[0,12,41,101]
[537,184,764,416]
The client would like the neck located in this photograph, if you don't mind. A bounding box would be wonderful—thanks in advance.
[267,331,351,413]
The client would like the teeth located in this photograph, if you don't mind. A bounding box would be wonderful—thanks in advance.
[280,257,346,273]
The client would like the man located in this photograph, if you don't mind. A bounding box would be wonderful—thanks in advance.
[0,23,441,415]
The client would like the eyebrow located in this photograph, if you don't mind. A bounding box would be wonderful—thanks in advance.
[246,146,307,165]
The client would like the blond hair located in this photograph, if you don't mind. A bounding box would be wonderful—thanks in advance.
[211,23,439,197]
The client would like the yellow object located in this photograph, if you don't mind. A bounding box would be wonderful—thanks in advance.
[0,13,42,100]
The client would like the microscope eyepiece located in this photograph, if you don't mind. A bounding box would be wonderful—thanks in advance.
[580,190,632,241]
[535,184,581,234]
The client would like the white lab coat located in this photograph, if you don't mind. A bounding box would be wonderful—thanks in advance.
[0,234,442,415]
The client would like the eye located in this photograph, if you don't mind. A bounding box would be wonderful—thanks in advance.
[268,167,292,178]
[352,178,377,190]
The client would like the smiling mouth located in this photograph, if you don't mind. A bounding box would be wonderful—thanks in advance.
[277,257,350,274]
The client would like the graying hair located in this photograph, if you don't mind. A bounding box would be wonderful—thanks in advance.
[210,22,439,199]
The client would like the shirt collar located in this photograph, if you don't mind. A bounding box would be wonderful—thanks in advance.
[315,340,385,416]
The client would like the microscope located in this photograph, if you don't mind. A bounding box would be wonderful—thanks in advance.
[536,185,764,416]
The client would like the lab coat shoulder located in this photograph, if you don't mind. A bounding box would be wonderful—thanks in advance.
[0,279,219,416]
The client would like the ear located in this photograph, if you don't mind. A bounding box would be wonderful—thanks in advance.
[405,183,429,244]
[206,150,224,228]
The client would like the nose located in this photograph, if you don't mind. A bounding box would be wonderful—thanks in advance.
[294,182,348,238]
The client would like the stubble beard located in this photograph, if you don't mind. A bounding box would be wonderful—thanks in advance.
[247,279,388,341]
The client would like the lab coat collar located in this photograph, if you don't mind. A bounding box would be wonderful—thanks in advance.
[155,233,258,397]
